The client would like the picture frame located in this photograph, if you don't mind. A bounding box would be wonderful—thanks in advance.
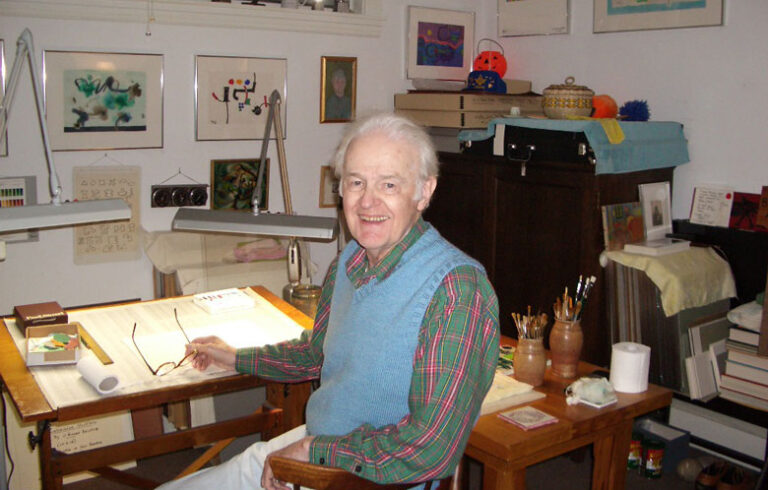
[638,181,672,241]
[594,0,723,33]
[498,0,569,37]
[196,55,287,141]
[319,165,340,208]
[43,50,163,151]
[407,7,475,82]
[210,158,269,211]
[0,39,6,156]
[320,56,357,123]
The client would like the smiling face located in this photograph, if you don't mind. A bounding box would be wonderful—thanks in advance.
[341,131,436,267]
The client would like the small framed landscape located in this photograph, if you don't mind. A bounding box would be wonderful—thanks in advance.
[210,158,269,212]
[638,181,672,240]
[43,50,163,151]
[406,7,475,82]
[196,55,287,141]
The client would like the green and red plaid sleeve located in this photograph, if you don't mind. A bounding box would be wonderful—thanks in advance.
[309,264,500,484]
[233,258,338,381]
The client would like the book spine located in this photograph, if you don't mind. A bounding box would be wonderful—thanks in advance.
[719,386,768,411]
[728,327,760,346]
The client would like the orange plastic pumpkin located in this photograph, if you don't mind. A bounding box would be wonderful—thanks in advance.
[473,50,507,78]
[592,94,618,119]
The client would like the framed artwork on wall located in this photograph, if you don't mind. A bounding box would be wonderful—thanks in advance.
[0,39,6,156]
[498,0,569,37]
[320,56,356,123]
[319,165,340,208]
[210,158,269,211]
[406,7,474,82]
[594,0,723,33]
[196,55,287,141]
[43,50,163,151]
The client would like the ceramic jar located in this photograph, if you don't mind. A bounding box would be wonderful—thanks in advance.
[513,338,547,387]
[549,318,583,378]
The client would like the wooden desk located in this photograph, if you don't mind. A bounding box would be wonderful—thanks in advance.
[0,286,312,490]
[467,340,672,490]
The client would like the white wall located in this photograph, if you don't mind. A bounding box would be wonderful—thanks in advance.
[0,0,488,313]
[1,0,766,314]
[492,0,768,219]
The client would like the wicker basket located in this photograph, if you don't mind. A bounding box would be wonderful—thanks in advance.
[542,77,594,119]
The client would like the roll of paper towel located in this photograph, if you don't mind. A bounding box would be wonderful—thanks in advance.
[77,355,120,395]
[609,342,651,393]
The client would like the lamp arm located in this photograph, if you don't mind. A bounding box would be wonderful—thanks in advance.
[253,90,280,215]
[0,29,62,205]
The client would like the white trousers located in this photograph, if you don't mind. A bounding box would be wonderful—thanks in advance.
[157,424,308,490]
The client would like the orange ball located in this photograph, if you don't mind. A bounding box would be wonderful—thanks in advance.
[592,94,618,118]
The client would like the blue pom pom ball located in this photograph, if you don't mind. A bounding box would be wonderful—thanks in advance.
[619,100,650,121]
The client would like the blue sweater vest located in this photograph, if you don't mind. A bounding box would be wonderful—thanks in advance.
[306,226,484,436]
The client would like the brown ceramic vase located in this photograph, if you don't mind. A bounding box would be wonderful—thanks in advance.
[513,338,547,387]
[549,319,583,379]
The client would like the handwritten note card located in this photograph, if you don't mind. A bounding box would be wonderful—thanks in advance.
[689,186,733,227]
[73,166,141,264]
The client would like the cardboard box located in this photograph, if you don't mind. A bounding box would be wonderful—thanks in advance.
[634,418,690,475]
[394,92,542,113]
[26,322,81,366]
[395,109,508,129]
[14,301,68,331]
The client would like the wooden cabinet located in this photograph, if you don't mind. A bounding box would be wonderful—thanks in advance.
[425,150,675,367]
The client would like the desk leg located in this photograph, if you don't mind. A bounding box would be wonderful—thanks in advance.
[592,419,632,490]
[482,465,525,490]
[264,381,312,440]
[37,421,61,490]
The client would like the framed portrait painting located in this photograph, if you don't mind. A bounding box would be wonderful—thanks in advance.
[594,0,723,33]
[320,56,356,123]
[43,50,163,151]
[210,158,269,211]
[196,55,287,140]
[407,7,474,82]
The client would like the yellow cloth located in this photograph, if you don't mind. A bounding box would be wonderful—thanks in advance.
[603,247,737,317]
[566,115,625,144]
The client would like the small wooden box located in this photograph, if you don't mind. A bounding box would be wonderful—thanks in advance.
[26,322,81,366]
[14,301,68,331]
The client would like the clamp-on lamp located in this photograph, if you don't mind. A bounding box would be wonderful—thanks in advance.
[172,90,338,291]
[0,29,131,234]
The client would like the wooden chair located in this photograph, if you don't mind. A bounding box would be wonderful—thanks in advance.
[270,456,459,490]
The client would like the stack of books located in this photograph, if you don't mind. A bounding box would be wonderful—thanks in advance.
[393,85,543,129]
[719,323,767,410]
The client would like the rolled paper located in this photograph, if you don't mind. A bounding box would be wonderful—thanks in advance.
[77,354,120,395]
[609,342,651,393]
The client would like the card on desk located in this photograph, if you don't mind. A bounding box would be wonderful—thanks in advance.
[498,405,558,430]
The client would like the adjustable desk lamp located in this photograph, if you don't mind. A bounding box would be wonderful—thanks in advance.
[172,90,338,296]
[0,29,131,234]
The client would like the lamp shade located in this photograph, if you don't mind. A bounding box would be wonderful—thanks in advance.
[0,199,131,233]
[172,208,337,241]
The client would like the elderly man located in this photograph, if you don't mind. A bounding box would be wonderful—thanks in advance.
[161,112,499,490]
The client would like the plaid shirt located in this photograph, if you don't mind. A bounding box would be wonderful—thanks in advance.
[235,218,499,484]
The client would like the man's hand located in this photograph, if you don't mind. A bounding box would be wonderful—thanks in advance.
[262,436,315,490]
[185,336,236,371]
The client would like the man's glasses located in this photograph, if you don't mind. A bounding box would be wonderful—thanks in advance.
[132,308,197,376]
